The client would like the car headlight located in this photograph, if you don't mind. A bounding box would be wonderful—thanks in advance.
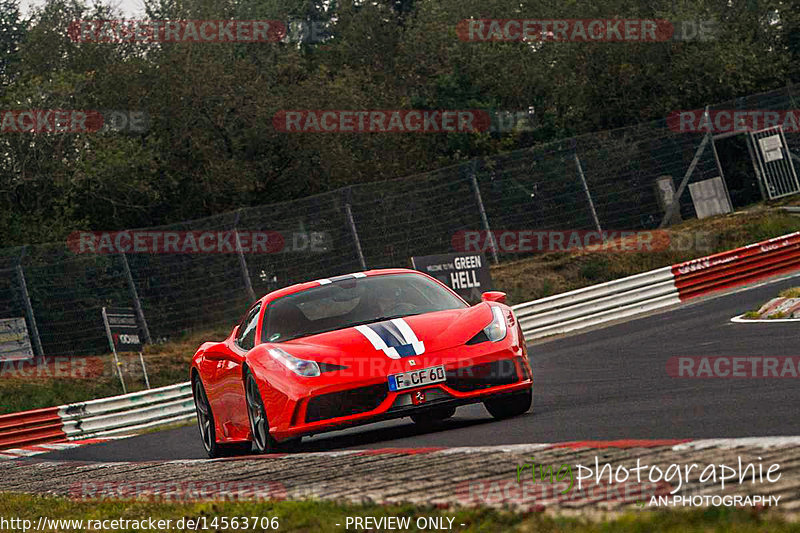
[484,306,508,342]
[268,347,321,377]
[468,306,508,344]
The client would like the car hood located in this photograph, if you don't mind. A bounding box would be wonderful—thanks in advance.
[274,303,494,362]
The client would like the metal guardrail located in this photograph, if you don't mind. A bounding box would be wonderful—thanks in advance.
[512,266,680,339]
[514,231,800,340]
[2,231,800,450]
[0,406,64,449]
[58,382,194,440]
[672,232,800,300]
[0,383,194,449]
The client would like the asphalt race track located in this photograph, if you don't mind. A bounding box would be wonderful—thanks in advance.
[37,274,800,463]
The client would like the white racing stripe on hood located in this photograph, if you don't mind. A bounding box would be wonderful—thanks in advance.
[391,318,425,356]
[355,318,425,359]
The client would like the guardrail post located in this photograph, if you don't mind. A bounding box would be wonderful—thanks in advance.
[119,253,152,345]
[574,150,602,234]
[345,188,367,270]
[233,210,256,303]
[469,161,499,265]
[15,258,43,364]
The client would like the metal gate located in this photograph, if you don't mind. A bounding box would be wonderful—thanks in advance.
[748,126,800,199]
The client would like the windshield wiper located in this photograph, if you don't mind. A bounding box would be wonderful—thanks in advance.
[278,313,422,342]
[346,313,421,329]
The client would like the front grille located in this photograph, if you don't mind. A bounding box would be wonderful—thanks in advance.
[305,383,389,423]
[446,359,519,392]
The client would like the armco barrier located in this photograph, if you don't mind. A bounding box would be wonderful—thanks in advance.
[512,266,680,339]
[513,231,800,340]
[0,383,194,450]
[59,382,194,440]
[672,232,800,300]
[2,231,800,450]
[0,406,64,449]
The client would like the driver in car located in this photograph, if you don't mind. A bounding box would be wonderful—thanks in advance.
[373,286,415,317]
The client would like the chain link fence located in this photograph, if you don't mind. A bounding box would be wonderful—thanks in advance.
[2,84,799,358]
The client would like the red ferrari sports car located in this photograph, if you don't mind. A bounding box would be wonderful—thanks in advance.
[190,268,533,457]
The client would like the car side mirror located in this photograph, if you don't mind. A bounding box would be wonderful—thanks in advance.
[230,325,239,339]
[481,291,507,304]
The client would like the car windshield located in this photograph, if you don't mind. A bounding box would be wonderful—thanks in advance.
[261,273,467,343]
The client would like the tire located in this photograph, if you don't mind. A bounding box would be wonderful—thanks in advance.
[192,376,252,458]
[245,368,277,454]
[411,406,456,426]
[484,387,532,420]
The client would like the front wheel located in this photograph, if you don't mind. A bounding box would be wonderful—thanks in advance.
[245,369,277,454]
[484,388,532,420]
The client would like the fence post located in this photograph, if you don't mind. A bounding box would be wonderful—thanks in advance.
[15,253,43,363]
[233,211,256,302]
[573,151,602,234]
[469,161,499,264]
[345,188,367,270]
[787,83,798,109]
[119,252,152,345]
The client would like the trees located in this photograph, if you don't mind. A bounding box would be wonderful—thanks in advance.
[0,0,797,246]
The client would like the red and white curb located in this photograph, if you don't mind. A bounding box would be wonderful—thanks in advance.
[0,437,126,461]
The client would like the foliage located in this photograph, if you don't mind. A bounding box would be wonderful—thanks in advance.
[1,0,799,245]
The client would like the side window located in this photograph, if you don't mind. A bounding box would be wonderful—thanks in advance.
[236,303,261,351]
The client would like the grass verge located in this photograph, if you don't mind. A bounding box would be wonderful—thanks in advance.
[779,287,800,298]
[0,493,796,532]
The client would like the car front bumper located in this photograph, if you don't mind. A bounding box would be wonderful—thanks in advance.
[271,350,533,441]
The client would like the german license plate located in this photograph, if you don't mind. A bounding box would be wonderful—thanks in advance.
[388,365,446,391]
